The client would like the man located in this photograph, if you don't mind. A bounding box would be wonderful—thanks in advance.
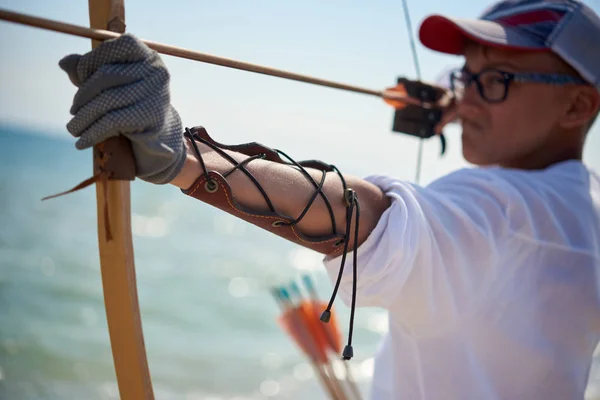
[59,0,600,398]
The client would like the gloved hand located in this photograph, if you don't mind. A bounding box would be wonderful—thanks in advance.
[59,33,186,184]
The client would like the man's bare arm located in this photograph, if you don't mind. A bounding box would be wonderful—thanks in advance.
[170,136,391,254]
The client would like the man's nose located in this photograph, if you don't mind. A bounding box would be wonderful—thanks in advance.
[457,80,484,112]
[461,78,484,104]
[457,85,485,118]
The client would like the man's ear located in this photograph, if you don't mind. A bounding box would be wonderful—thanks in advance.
[560,86,600,130]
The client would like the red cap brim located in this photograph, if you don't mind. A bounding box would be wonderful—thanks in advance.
[418,15,549,55]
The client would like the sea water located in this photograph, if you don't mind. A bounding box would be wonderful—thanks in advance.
[0,124,383,399]
[1,124,600,399]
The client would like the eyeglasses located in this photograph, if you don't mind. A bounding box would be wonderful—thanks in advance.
[449,67,588,103]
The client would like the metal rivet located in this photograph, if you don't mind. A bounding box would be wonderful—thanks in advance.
[344,188,355,207]
[205,179,218,193]
[272,220,285,227]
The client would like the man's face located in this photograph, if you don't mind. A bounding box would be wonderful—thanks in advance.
[456,44,580,167]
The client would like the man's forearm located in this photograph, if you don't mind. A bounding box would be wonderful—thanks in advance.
[169,136,391,254]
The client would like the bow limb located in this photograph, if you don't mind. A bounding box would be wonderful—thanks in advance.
[88,0,154,398]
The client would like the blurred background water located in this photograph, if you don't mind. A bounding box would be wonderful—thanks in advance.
[0,124,391,399]
[2,123,600,400]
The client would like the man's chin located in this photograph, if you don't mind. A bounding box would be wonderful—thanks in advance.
[463,153,499,167]
[463,152,483,166]
[462,142,496,166]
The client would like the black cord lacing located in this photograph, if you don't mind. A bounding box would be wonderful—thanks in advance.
[184,127,361,360]
[276,149,341,229]
[185,128,277,212]
[223,153,267,178]
[320,188,360,360]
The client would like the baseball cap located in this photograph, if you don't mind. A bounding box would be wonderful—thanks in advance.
[418,0,600,88]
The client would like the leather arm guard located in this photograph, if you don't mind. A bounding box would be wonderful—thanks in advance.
[181,126,350,256]
[181,126,361,360]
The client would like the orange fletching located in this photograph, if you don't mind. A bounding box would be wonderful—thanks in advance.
[298,302,330,356]
[278,304,329,364]
[308,301,342,354]
[277,300,345,363]
[383,84,410,109]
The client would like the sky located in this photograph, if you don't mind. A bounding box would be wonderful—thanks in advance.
[1,0,599,184]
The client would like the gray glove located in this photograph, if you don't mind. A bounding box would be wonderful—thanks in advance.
[59,33,186,184]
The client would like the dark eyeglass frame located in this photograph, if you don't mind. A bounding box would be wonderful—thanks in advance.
[450,67,588,103]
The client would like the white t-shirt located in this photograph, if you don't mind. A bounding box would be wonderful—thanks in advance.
[323,160,600,400]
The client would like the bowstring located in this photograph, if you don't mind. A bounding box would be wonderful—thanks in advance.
[400,0,425,185]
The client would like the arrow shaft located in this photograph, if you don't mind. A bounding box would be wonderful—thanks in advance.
[0,7,424,104]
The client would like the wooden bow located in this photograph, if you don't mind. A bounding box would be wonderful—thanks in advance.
[88,0,154,398]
